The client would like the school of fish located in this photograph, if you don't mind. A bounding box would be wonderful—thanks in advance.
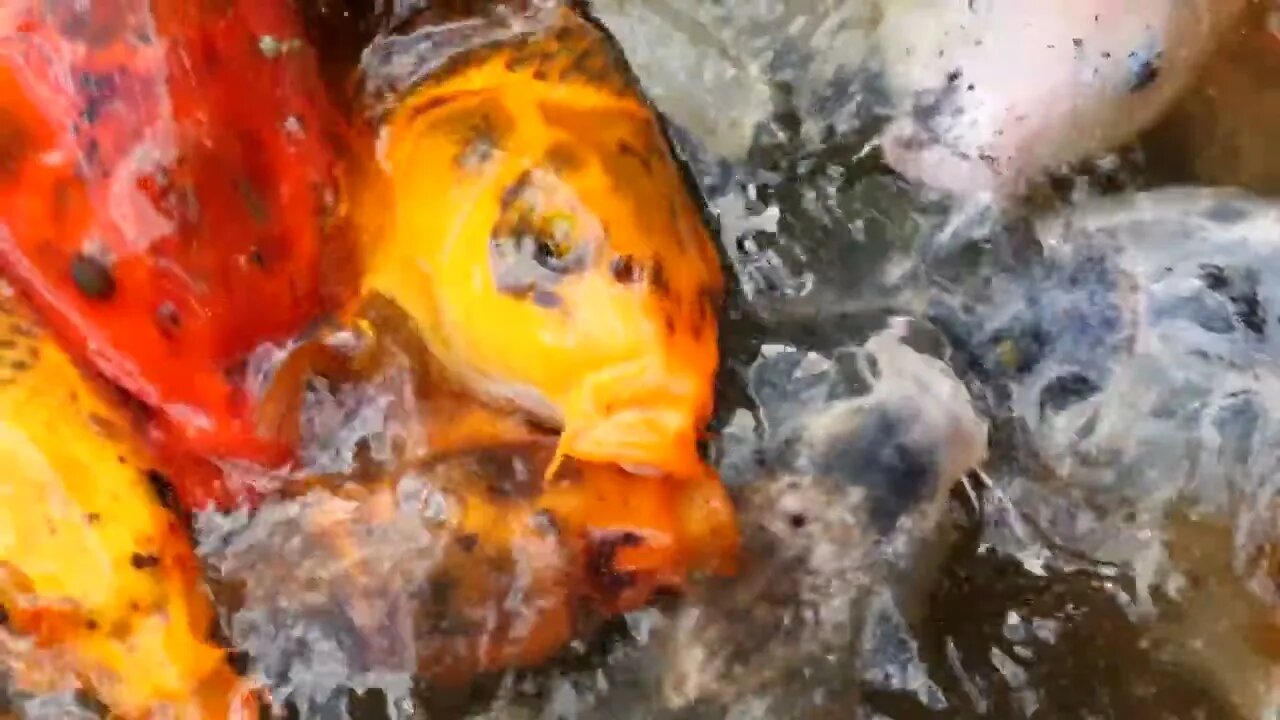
[0,0,736,715]
[0,0,1265,716]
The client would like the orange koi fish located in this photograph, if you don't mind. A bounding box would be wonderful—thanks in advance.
[212,437,736,690]
[348,2,726,487]
[0,0,356,489]
[263,294,739,583]
[221,1,742,681]
[237,296,737,688]
[0,288,257,718]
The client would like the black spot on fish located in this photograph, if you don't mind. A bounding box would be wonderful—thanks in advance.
[587,530,644,597]
[145,469,180,513]
[455,533,479,553]
[130,552,161,570]
[649,260,669,297]
[1039,372,1102,415]
[70,252,116,301]
[1127,48,1162,92]
[611,254,642,284]
[1197,263,1266,337]
[0,108,31,181]
[76,71,119,126]
[811,406,939,535]
[248,246,267,269]
[1200,263,1229,291]
[690,284,721,338]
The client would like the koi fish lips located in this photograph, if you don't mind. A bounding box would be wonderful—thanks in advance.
[557,359,715,479]
[428,349,737,579]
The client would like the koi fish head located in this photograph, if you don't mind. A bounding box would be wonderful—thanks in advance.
[359,7,725,482]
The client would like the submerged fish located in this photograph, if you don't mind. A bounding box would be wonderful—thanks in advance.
[222,296,738,698]
[0,0,355,493]
[930,187,1280,719]
[653,323,988,714]
[878,0,1249,199]
[0,288,255,718]
[199,436,737,703]
[589,0,1247,201]
[343,1,727,487]
[237,5,740,681]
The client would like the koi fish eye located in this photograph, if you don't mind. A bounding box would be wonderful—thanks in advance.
[516,212,581,273]
[489,167,603,307]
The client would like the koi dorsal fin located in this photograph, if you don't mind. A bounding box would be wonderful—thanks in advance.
[359,0,587,115]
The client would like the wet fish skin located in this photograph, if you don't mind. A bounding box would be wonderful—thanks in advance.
[0,289,256,719]
[198,437,737,702]
[352,4,727,490]
[0,0,357,500]
[589,0,1248,201]
[237,283,737,694]
[877,0,1249,199]
[654,325,988,712]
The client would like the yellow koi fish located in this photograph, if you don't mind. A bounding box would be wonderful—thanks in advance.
[0,289,257,718]
[353,3,726,487]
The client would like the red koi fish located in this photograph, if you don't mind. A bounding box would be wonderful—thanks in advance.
[0,0,357,503]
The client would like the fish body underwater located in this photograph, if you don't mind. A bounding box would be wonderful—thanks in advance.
[0,0,744,707]
[187,0,743,700]
[200,434,737,706]
[588,0,1248,202]
[930,187,1280,720]
[0,288,255,719]
[0,0,356,498]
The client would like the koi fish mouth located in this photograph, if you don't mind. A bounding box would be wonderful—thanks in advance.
[543,352,713,480]
[560,403,705,479]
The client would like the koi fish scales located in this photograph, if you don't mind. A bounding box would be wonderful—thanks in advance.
[0,0,354,475]
[0,288,254,718]
[359,5,725,483]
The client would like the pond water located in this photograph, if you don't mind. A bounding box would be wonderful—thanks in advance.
[205,1,1280,718]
